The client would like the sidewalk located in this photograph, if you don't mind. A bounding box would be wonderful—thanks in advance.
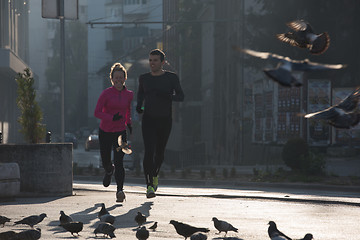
[74,177,360,206]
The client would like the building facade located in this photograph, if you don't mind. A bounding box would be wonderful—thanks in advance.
[0,0,30,143]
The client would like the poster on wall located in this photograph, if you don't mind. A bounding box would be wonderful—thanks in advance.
[307,79,331,145]
[332,88,360,146]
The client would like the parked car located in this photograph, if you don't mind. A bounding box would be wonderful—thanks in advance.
[65,132,78,149]
[85,129,99,151]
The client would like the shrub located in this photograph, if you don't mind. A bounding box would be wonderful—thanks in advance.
[282,138,309,171]
[16,68,46,143]
[300,152,325,175]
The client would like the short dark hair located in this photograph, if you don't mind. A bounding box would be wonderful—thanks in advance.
[150,49,165,62]
[110,63,127,79]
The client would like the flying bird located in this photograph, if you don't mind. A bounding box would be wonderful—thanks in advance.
[277,19,330,55]
[136,226,149,240]
[268,221,292,240]
[212,217,238,236]
[170,220,210,240]
[135,212,146,227]
[60,221,83,236]
[233,47,346,87]
[116,135,132,154]
[304,87,360,129]
[94,222,116,238]
[14,213,47,228]
[149,221,158,231]
[15,228,41,240]
[98,203,110,218]
[0,215,11,227]
[306,107,360,129]
[59,211,73,226]
[190,232,208,240]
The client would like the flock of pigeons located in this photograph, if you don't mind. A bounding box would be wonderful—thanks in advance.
[234,19,360,129]
[0,206,313,240]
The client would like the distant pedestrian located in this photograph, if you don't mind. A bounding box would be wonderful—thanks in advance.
[94,63,133,202]
[136,49,184,198]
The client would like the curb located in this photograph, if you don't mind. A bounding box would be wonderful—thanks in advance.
[74,175,360,193]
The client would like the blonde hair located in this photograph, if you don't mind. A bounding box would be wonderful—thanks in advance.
[110,63,127,79]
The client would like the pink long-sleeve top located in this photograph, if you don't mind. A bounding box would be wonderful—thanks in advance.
[94,86,133,132]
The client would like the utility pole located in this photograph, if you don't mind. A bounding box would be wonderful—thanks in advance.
[59,0,65,142]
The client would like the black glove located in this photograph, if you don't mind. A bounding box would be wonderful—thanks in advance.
[127,123,132,134]
[156,92,172,100]
[112,112,122,121]
[136,106,144,114]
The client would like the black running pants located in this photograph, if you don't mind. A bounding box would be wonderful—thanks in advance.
[142,115,172,187]
[99,128,127,191]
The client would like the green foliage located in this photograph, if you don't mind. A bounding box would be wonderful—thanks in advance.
[283,138,325,175]
[16,68,46,143]
[299,152,326,175]
[282,138,309,171]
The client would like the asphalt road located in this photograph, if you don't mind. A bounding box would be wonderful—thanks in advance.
[0,181,359,239]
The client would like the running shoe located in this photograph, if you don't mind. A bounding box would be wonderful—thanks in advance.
[153,176,158,192]
[146,186,156,198]
[116,190,126,202]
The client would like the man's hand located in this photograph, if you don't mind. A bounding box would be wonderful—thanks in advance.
[136,106,144,114]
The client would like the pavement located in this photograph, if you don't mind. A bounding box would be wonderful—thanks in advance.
[1,177,359,239]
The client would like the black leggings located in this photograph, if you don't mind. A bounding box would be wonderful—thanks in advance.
[142,115,172,187]
[99,128,127,191]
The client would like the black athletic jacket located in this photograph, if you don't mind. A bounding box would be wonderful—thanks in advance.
[137,71,184,118]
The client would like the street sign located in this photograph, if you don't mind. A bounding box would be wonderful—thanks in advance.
[42,0,78,20]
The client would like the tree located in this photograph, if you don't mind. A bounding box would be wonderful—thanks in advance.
[16,68,46,143]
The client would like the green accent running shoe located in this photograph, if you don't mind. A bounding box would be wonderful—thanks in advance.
[153,176,158,192]
[146,186,156,198]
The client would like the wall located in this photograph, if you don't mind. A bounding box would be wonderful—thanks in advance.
[0,143,73,196]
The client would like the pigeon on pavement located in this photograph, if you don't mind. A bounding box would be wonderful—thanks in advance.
[0,230,16,240]
[60,221,83,236]
[233,47,345,87]
[98,203,110,218]
[212,217,238,236]
[268,221,292,240]
[170,220,210,240]
[14,213,47,228]
[135,212,146,227]
[15,228,41,240]
[100,213,116,225]
[297,233,313,240]
[277,19,330,55]
[149,221,158,231]
[59,210,73,226]
[190,232,208,240]
[94,222,116,238]
[136,226,149,240]
[0,215,11,227]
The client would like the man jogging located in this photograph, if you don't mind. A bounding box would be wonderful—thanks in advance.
[136,49,184,198]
